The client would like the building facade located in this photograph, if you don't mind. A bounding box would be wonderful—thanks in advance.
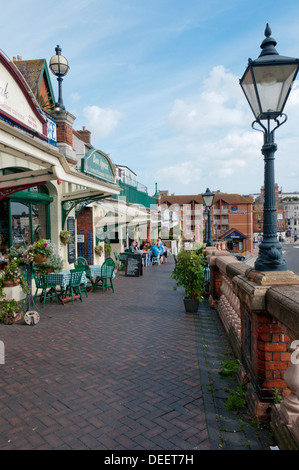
[0,49,120,287]
[253,184,285,241]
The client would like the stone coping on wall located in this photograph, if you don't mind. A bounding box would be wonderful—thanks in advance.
[267,286,299,340]
[206,248,299,338]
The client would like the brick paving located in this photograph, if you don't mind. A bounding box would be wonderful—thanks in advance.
[0,258,274,450]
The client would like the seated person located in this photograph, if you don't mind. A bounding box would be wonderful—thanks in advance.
[129,241,138,252]
[157,239,165,264]
[149,243,160,263]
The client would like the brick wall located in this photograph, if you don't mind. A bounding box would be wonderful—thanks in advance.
[241,305,290,399]
[56,121,73,147]
[77,207,93,233]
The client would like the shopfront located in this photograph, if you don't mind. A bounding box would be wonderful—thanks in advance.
[0,49,120,266]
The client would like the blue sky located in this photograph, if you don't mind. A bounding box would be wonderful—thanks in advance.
[2,0,299,196]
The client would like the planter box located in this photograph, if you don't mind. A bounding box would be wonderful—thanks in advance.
[183,298,199,313]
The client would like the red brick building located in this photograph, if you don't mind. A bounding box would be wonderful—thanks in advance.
[253,184,285,239]
[159,192,253,252]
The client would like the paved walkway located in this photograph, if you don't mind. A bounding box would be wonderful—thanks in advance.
[0,258,275,450]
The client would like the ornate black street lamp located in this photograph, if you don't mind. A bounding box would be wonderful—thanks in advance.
[49,45,69,110]
[203,211,208,243]
[202,188,215,247]
[240,24,299,271]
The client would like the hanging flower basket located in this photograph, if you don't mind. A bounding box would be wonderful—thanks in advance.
[60,230,72,245]
[34,254,49,263]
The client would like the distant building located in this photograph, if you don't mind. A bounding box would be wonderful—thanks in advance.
[159,192,253,252]
[253,184,285,239]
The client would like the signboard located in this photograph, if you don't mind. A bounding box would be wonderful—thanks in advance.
[67,217,76,264]
[125,253,143,277]
[224,230,246,240]
[81,149,115,183]
[0,54,46,136]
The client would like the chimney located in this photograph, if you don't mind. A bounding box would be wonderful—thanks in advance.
[77,126,91,144]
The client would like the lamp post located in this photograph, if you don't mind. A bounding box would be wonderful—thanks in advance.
[203,211,208,243]
[49,45,69,110]
[202,188,215,247]
[240,24,299,271]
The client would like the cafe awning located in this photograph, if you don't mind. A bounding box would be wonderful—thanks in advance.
[0,119,120,208]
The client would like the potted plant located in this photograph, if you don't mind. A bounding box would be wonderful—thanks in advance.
[60,230,72,245]
[36,253,64,275]
[23,239,53,264]
[104,243,111,257]
[94,245,103,255]
[0,258,29,294]
[171,249,205,313]
[0,298,21,325]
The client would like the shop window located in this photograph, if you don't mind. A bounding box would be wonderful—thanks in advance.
[11,201,30,246]
[0,200,9,254]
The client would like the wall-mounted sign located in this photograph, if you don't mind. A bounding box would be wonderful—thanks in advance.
[81,149,115,183]
[230,208,247,214]
[41,110,57,142]
[224,230,246,240]
[0,53,47,136]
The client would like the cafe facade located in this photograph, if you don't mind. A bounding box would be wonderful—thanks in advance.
[0,50,120,279]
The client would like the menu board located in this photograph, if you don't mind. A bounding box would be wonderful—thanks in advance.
[67,217,76,264]
[125,253,143,277]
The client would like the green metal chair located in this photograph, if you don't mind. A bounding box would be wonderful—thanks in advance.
[34,275,59,308]
[74,257,88,266]
[95,266,114,294]
[67,270,84,303]
[72,266,89,297]
[119,253,128,271]
[103,257,115,268]
[33,274,44,302]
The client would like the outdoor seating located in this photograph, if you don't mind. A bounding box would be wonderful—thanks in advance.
[74,257,88,266]
[92,257,115,293]
[103,257,115,268]
[34,274,59,308]
[66,270,84,304]
[119,253,129,271]
[72,266,90,297]
[94,265,115,293]
[151,254,160,265]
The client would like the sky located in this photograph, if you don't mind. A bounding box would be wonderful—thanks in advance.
[2,0,299,197]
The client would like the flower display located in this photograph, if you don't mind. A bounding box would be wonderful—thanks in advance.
[23,239,53,264]
[0,298,22,324]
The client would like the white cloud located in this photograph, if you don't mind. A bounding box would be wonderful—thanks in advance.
[82,105,125,139]
[167,65,247,134]
[70,92,81,102]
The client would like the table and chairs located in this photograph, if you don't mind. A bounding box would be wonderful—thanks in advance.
[34,269,88,306]
[33,257,116,306]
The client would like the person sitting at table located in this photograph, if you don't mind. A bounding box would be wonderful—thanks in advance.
[149,243,160,264]
[157,238,165,264]
[140,240,147,250]
[129,241,138,252]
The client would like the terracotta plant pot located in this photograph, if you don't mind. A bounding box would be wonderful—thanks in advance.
[3,279,20,287]
[44,267,54,273]
[34,254,49,263]
[3,312,15,325]
[60,237,70,245]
